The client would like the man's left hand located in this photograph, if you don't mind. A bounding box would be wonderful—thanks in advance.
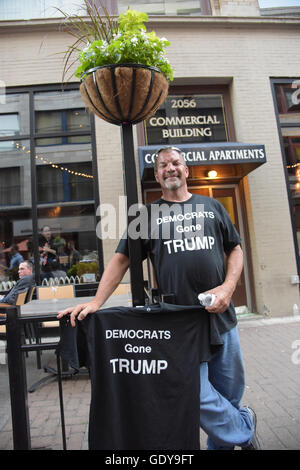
[204,281,235,314]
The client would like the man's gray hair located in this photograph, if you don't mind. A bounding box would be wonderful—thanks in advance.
[154,146,186,173]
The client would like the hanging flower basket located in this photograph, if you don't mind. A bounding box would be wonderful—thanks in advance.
[59,3,174,124]
[80,63,169,125]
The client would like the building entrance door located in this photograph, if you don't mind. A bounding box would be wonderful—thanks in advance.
[190,186,248,307]
[144,184,249,308]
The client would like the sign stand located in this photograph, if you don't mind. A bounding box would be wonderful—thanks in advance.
[121,123,145,307]
[5,306,31,449]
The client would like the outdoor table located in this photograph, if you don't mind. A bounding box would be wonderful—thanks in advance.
[22,297,95,393]
[20,295,129,316]
[21,296,94,317]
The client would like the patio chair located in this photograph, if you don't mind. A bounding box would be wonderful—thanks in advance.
[36,285,75,330]
[29,284,76,392]
[0,290,29,364]
[36,285,75,300]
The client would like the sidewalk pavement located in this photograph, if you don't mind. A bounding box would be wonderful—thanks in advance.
[1,300,300,450]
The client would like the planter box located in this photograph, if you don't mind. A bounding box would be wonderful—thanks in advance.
[80,64,169,125]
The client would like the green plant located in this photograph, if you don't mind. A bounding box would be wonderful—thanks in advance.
[67,261,99,277]
[67,264,78,277]
[53,236,66,248]
[59,1,174,82]
[76,262,99,277]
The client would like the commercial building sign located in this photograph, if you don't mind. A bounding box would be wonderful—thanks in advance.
[143,95,228,145]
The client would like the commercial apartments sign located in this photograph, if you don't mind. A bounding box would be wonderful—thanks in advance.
[138,143,266,179]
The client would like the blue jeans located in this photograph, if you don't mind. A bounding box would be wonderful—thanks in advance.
[200,326,254,449]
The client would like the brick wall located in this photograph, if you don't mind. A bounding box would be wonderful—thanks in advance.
[217,0,260,16]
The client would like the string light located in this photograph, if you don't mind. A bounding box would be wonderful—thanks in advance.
[286,163,300,169]
[14,142,93,179]
[286,162,300,191]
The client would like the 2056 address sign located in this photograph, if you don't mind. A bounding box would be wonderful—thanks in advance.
[144,94,228,145]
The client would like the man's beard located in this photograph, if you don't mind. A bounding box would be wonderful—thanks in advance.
[163,175,182,190]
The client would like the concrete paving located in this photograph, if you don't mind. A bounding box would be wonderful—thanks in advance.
[1,303,300,450]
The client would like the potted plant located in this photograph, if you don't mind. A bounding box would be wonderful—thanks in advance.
[59,1,174,125]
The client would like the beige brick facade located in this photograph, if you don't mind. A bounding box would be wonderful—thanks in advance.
[217,0,260,16]
[1,10,299,316]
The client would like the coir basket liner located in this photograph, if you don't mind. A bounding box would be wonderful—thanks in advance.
[80,64,169,125]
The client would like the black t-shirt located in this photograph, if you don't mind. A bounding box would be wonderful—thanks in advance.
[116,194,241,334]
[56,303,223,450]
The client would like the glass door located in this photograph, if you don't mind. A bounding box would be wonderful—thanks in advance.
[190,186,248,307]
[211,187,248,307]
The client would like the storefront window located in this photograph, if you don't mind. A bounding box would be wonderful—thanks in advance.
[34,89,100,285]
[273,80,300,266]
[0,86,102,291]
[0,136,32,282]
[36,203,98,284]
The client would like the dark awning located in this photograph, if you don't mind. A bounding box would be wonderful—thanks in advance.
[138,142,266,180]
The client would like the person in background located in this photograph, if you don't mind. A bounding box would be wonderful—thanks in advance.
[0,260,35,305]
[68,240,81,267]
[39,226,57,279]
[9,244,24,269]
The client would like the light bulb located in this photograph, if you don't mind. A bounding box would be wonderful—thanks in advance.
[207,170,218,179]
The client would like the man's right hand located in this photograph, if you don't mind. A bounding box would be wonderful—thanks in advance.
[57,299,101,327]
[57,253,130,327]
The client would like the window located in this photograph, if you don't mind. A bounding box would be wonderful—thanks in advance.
[35,109,91,145]
[259,0,300,17]
[37,162,93,203]
[0,113,20,137]
[118,0,211,16]
[0,167,21,206]
[0,86,102,288]
[0,0,85,21]
[275,82,300,114]
[0,94,30,152]
[273,80,300,271]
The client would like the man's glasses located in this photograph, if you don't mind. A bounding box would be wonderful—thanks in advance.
[155,146,183,156]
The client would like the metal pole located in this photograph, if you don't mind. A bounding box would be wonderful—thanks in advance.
[29,90,41,286]
[56,353,67,450]
[5,306,31,450]
[90,113,104,278]
[120,123,145,306]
